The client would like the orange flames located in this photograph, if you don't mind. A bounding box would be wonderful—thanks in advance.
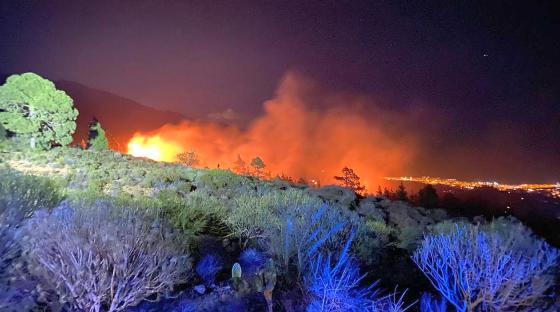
[128,135,183,161]
[127,72,416,189]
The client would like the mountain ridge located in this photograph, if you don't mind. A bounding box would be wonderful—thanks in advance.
[55,80,187,151]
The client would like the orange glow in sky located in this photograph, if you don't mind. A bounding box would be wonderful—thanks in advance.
[125,73,415,189]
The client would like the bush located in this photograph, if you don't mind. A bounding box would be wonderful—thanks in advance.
[0,170,61,310]
[305,246,373,311]
[354,218,394,266]
[379,200,446,251]
[305,232,414,312]
[239,248,267,275]
[419,293,447,312]
[158,190,229,240]
[195,254,222,286]
[23,200,191,312]
[412,221,559,312]
[0,168,63,211]
[227,188,322,247]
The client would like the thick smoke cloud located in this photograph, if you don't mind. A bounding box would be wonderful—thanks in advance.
[129,72,418,189]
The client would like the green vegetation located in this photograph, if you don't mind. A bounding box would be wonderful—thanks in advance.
[0,73,558,311]
[0,145,558,311]
[87,118,109,150]
[0,73,78,149]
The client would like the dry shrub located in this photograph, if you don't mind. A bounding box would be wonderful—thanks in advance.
[23,200,191,312]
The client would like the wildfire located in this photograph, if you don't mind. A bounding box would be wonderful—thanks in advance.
[125,72,416,188]
[127,135,182,162]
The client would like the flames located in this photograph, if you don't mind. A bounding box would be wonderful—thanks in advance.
[127,72,416,189]
[128,135,182,161]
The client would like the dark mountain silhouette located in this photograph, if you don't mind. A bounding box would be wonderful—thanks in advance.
[55,80,186,151]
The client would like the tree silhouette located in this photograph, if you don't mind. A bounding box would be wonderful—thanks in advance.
[395,182,408,201]
[417,184,438,208]
[250,156,266,179]
[334,167,366,194]
[383,187,392,198]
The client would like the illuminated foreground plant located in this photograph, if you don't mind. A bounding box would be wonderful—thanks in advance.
[0,170,62,310]
[195,254,222,286]
[305,232,414,312]
[412,223,559,312]
[24,200,191,312]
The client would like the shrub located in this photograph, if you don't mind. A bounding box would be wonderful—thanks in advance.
[380,200,446,251]
[354,218,394,266]
[159,190,229,240]
[267,202,352,276]
[305,232,414,312]
[412,222,559,312]
[195,254,222,286]
[23,200,191,312]
[239,248,267,275]
[227,194,279,247]
[0,168,63,211]
[308,185,357,207]
[0,170,61,309]
[305,250,373,311]
[227,188,321,245]
[419,293,447,312]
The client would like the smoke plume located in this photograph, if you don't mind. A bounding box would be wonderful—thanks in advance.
[128,72,418,189]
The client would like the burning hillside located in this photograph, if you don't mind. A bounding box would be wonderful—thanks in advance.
[128,73,416,189]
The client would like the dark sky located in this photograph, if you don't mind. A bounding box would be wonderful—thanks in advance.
[1,0,559,182]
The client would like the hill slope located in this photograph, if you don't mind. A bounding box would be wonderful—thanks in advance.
[55,80,186,151]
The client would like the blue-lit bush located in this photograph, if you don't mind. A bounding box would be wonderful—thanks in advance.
[239,248,266,275]
[0,170,62,310]
[195,254,222,286]
[305,232,414,312]
[413,222,559,312]
[419,293,447,312]
[273,203,349,276]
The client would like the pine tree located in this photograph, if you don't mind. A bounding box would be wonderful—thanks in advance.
[87,118,109,151]
[250,156,266,179]
[0,73,78,149]
[417,184,439,209]
[383,187,392,198]
[334,167,366,194]
[395,182,408,201]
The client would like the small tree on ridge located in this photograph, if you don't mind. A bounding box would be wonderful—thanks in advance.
[87,117,109,151]
[334,167,366,194]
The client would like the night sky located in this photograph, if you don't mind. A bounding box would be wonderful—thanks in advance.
[1,1,559,183]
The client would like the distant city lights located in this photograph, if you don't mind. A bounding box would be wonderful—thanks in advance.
[385,176,560,199]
